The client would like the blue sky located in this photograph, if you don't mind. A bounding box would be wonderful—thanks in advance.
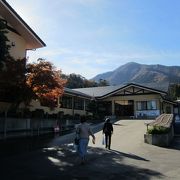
[7,0,180,79]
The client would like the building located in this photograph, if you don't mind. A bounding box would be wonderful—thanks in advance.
[73,82,176,119]
[0,0,45,59]
[0,1,91,118]
[0,1,177,140]
[0,0,46,113]
[27,81,176,119]
[0,1,176,120]
[27,88,92,117]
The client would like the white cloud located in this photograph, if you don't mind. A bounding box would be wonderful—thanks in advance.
[6,0,180,78]
[27,46,180,78]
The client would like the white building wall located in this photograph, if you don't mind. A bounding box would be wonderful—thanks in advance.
[0,16,27,59]
[103,94,162,117]
[7,30,27,59]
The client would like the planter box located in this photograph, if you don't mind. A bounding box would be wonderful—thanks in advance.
[144,132,172,147]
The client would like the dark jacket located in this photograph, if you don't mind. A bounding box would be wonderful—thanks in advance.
[103,122,113,135]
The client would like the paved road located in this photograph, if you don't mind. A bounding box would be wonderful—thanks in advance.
[1,120,180,180]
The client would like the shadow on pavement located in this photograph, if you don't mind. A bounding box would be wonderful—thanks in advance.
[113,123,124,126]
[0,144,164,180]
[169,136,180,150]
[110,149,150,161]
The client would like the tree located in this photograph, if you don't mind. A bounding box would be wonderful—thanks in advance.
[0,19,66,111]
[98,79,109,86]
[169,83,180,100]
[0,19,11,69]
[0,57,26,101]
[26,58,66,108]
[0,19,27,108]
[65,73,85,88]
[63,73,108,88]
[83,79,98,87]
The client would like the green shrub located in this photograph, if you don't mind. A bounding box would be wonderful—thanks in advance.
[147,126,170,134]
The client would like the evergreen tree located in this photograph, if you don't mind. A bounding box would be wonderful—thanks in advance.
[0,19,11,69]
[169,83,180,100]
[63,73,108,88]
[0,19,27,108]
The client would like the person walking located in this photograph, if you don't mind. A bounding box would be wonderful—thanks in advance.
[76,116,95,164]
[103,118,113,150]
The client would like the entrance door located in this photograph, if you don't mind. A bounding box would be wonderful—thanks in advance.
[115,100,134,116]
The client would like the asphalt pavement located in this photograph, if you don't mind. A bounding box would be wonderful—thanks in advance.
[1,119,180,180]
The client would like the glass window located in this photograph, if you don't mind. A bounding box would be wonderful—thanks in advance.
[74,97,84,110]
[151,100,157,109]
[147,101,151,110]
[141,101,147,110]
[147,100,157,110]
[137,102,142,110]
[137,100,157,110]
[61,96,72,109]
[85,100,90,110]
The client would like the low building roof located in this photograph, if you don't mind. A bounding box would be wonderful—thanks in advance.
[73,82,169,99]
[74,85,124,98]
[64,88,92,99]
[0,0,46,49]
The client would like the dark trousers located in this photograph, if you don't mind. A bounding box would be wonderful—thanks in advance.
[105,133,112,149]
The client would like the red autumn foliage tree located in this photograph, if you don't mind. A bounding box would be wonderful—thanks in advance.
[26,58,67,108]
[1,19,66,110]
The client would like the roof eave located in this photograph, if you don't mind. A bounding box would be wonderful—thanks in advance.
[98,83,167,100]
[64,88,92,99]
[0,0,46,49]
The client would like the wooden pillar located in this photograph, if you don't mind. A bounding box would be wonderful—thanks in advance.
[112,100,115,115]
[72,96,74,116]
[83,99,86,115]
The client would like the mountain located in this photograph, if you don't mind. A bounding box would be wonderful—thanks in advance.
[92,62,180,85]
